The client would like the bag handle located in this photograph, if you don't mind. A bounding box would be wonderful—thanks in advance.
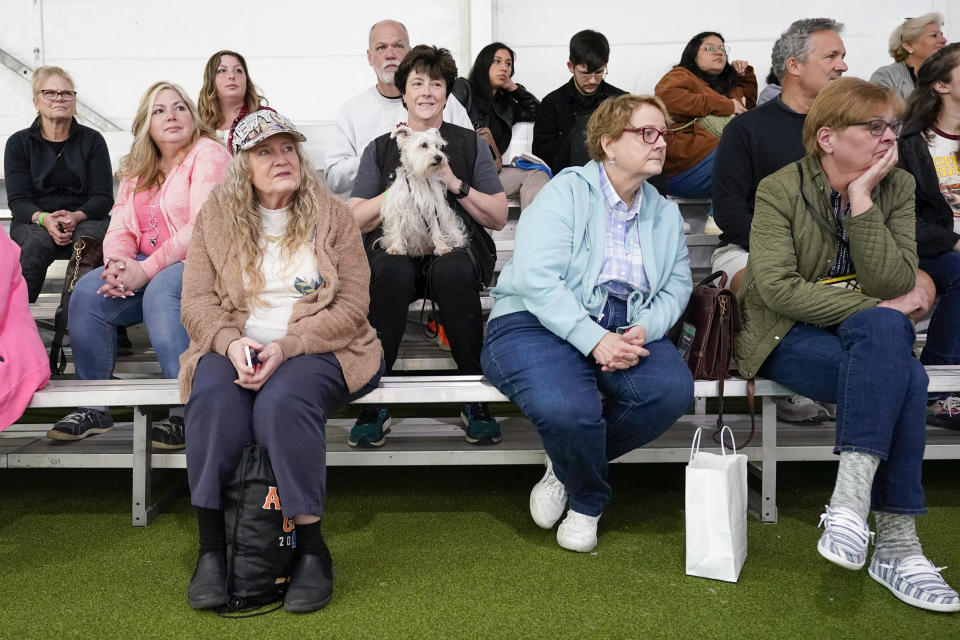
[719,425,737,455]
[697,270,729,289]
[689,427,703,463]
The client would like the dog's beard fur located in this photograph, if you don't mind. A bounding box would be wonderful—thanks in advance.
[378,126,469,256]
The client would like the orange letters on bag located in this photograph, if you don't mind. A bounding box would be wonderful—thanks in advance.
[282,517,295,532]
[262,486,282,511]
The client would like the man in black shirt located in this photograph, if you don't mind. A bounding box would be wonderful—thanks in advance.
[711,17,847,423]
[533,30,625,174]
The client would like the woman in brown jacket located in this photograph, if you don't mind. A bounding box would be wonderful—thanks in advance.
[179,110,383,614]
[655,31,756,199]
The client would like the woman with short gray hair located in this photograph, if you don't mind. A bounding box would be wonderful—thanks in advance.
[871,13,947,98]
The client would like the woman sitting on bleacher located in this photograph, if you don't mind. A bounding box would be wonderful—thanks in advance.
[451,42,549,210]
[4,65,113,303]
[654,31,756,199]
[897,43,960,430]
[197,50,268,152]
[178,110,383,613]
[48,82,230,445]
[736,77,958,612]
[481,94,694,553]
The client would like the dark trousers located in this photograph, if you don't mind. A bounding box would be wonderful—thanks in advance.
[368,246,482,374]
[10,219,108,302]
[185,352,382,518]
[918,250,960,367]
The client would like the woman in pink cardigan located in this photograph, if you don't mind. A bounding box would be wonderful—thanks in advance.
[48,81,230,446]
[0,226,50,430]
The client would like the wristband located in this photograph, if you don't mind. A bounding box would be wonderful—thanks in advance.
[37,212,49,227]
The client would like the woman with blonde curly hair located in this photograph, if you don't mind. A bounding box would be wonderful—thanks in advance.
[197,50,267,150]
[48,81,230,446]
[179,110,383,613]
[871,13,947,98]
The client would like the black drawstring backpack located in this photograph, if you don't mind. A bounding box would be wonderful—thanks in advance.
[219,443,297,617]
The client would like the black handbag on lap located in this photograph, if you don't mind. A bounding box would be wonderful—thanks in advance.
[222,443,297,613]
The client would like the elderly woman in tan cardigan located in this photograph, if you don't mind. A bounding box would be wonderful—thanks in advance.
[178,110,383,614]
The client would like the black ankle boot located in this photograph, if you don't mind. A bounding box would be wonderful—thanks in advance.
[187,551,228,610]
[283,540,334,613]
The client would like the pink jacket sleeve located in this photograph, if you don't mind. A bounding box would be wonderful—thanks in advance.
[141,139,231,279]
[102,179,141,264]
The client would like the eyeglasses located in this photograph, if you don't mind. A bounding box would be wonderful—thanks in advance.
[701,44,730,55]
[622,127,676,144]
[38,90,77,101]
[851,119,903,137]
[574,67,607,80]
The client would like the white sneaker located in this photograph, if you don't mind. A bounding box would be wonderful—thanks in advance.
[817,505,872,570]
[557,510,600,552]
[703,216,722,235]
[529,457,567,529]
[869,554,960,613]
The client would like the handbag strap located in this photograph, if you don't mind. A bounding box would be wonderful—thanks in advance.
[48,238,88,376]
[711,377,756,449]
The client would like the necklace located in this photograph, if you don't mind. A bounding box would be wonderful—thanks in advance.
[146,192,160,246]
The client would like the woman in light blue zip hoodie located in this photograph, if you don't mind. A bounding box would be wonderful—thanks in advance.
[482,94,694,553]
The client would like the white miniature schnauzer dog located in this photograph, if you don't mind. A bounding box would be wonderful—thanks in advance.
[378,125,468,256]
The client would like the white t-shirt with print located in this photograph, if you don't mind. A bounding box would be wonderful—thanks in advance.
[926,127,960,232]
[243,205,321,345]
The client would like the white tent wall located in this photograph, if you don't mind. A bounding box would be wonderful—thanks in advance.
[0,0,956,135]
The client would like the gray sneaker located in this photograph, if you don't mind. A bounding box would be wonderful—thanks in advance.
[776,395,829,423]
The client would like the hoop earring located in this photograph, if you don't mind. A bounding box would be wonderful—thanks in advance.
[608,158,616,165]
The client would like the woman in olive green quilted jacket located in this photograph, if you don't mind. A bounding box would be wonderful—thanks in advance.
[735,78,958,613]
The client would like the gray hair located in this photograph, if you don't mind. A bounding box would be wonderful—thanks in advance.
[888,12,944,61]
[770,18,844,83]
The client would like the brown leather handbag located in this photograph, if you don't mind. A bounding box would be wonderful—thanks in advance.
[475,127,503,172]
[682,271,740,380]
[676,271,754,446]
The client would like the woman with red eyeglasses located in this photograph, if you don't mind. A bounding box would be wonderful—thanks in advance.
[481,94,694,553]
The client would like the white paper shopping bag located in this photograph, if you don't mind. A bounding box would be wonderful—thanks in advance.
[685,426,748,582]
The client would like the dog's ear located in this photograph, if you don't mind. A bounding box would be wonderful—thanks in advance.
[391,125,411,140]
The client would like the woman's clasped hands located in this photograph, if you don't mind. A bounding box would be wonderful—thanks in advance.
[97,255,148,298]
[591,326,650,372]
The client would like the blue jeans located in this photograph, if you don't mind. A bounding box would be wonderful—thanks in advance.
[759,307,927,514]
[68,258,188,379]
[665,149,715,199]
[481,298,694,516]
[918,250,960,366]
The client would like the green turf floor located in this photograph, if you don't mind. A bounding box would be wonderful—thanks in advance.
[1,461,959,638]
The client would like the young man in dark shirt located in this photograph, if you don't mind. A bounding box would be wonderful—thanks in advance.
[533,30,625,174]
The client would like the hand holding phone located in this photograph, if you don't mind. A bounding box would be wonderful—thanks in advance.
[244,345,262,371]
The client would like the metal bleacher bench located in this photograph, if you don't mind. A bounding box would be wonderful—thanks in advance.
[11,368,960,527]
[9,122,959,530]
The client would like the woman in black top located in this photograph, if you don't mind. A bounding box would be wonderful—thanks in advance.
[452,42,549,210]
[897,43,960,429]
[4,66,113,302]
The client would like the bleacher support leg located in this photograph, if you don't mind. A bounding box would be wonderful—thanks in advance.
[132,406,153,526]
[761,396,778,523]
